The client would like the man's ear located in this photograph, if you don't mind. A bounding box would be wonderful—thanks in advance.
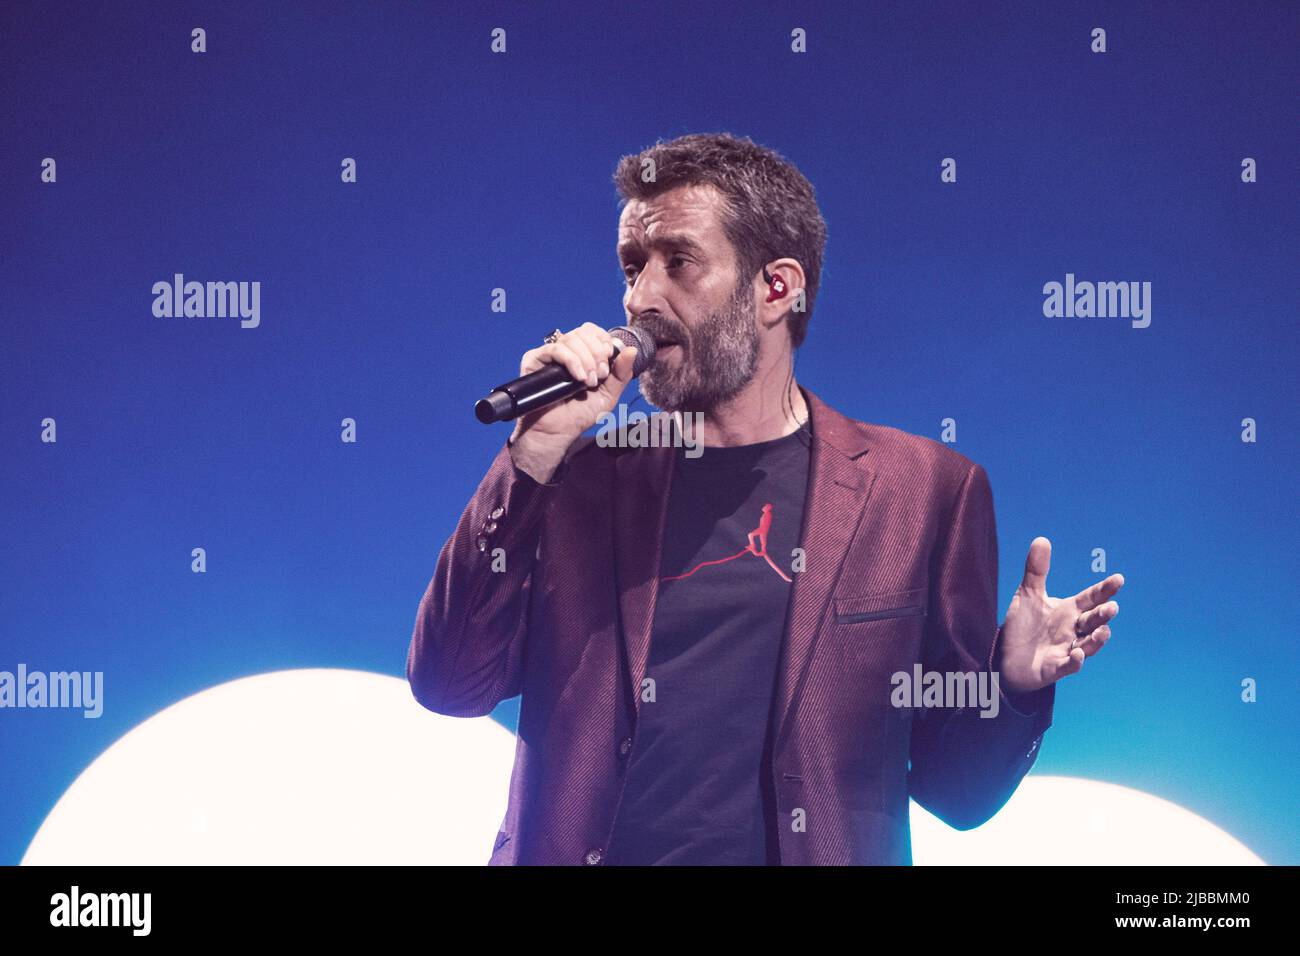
[759,257,806,330]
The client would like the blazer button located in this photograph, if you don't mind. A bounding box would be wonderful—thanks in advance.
[476,534,489,552]
[490,506,505,520]
[618,736,633,758]
[583,848,604,865]
[484,520,498,533]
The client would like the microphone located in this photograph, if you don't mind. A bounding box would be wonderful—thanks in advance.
[475,325,657,424]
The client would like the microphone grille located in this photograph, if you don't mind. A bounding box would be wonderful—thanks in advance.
[609,325,657,376]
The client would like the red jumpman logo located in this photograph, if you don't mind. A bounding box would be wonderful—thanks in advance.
[661,503,793,584]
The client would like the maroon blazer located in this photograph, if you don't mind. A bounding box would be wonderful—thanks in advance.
[407,386,1054,865]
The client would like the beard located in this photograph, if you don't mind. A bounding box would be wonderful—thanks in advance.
[636,278,760,414]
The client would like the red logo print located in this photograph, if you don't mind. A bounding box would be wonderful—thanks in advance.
[661,503,793,584]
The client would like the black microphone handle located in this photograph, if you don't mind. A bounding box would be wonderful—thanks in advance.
[475,362,587,424]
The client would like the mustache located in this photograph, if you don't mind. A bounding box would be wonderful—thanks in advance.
[631,316,688,348]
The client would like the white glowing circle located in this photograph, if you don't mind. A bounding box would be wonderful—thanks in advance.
[24,669,1265,865]
[23,669,517,865]
[912,775,1265,865]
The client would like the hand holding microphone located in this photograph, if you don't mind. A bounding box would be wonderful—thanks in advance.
[476,323,656,483]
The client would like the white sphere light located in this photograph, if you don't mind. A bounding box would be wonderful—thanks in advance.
[23,669,516,865]
[24,669,1265,866]
[911,774,1264,865]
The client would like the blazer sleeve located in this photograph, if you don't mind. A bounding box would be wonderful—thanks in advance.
[406,438,565,718]
[906,462,1056,830]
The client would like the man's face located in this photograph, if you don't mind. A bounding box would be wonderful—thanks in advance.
[617,184,760,413]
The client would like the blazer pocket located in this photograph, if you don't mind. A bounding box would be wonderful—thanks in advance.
[834,587,927,625]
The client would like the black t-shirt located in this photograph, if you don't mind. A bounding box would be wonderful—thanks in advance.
[606,427,812,865]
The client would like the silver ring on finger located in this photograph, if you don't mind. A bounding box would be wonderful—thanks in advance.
[544,328,563,345]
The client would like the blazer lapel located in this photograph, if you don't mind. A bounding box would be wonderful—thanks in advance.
[771,387,877,751]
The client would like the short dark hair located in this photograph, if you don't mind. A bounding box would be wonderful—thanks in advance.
[612,132,828,349]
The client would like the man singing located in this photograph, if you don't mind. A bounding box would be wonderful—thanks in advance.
[407,132,1124,865]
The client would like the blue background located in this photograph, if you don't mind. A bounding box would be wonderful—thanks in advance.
[2,0,1296,865]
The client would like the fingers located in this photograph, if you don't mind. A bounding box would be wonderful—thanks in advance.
[565,324,610,385]
[521,340,590,384]
[1075,600,1119,637]
[1054,646,1086,679]
[1075,623,1111,657]
[1074,572,1125,612]
[609,345,639,383]
[520,323,617,387]
[568,323,615,386]
[1018,537,1052,594]
[1058,576,1123,678]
